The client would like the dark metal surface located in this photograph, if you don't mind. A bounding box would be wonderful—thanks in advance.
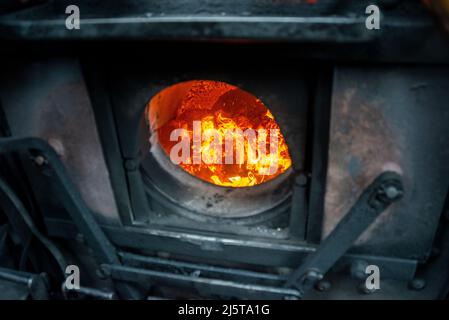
[86,175,412,301]
[44,217,418,281]
[1,1,449,64]
[305,65,333,243]
[0,0,375,42]
[0,140,414,299]
[0,136,143,299]
[324,66,449,260]
[0,267,49,299]
[0,176,67,274]
[81,60,135,226]
[0,279,29,300]
[119,251,287,287]
[0,137,119,265]
[285,171,403,296]
[0,1,447,299]
[102,263,301,300]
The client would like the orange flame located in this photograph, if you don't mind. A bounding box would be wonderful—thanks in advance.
[154,80,292,187]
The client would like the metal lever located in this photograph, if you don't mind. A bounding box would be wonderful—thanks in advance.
[285,171,404,297]
[0,267,49,300]
[0,137,141,299]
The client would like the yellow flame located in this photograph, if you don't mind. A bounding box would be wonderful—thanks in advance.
[156,80,292,187]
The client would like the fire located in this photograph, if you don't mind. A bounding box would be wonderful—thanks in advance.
[153,80,292,187]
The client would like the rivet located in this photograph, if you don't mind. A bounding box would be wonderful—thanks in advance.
[408,278,426,291]
[315,280,331,292]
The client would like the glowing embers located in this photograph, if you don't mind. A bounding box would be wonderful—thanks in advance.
[149,80,292,187]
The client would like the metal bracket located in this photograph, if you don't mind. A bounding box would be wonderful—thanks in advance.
[0,137,119,264]
[101,263,301,300]
[0,137,405,299]
[0,137,140,299]
[285,171,404,297]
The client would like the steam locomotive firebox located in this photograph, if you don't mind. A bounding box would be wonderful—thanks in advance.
[0,0,448,301]
[107,61,309,238]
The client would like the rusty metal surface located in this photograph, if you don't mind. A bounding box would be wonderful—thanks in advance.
[0,59,120,226]
[323,66,449,260]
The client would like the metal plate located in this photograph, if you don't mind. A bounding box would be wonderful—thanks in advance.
[324,66,449,260]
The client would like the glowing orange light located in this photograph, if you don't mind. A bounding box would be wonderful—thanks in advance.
[150,80,292,187]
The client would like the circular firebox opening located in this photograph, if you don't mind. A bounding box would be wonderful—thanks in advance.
[142,80,294,219]
[147,80,292,188]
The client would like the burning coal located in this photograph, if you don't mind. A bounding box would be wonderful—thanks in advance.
[150,80,292,187]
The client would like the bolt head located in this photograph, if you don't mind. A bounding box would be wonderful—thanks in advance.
[385,186,401,199]
[34,155,46,166]
[350,260,369,280]
[315,280,331,292]
[357,281,376,295]
[409,278,426,291]
[305,270,323,281]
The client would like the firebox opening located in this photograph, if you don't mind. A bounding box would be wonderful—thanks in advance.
[147,80,292,188]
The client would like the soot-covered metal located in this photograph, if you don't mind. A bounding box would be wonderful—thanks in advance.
[0,0,448,301]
